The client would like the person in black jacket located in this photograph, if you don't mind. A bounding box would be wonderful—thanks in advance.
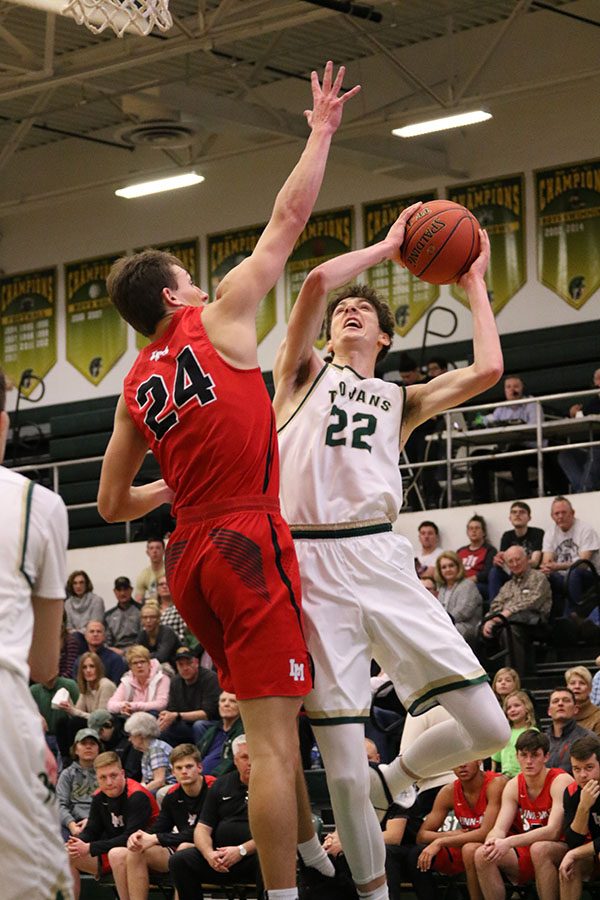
[559,735,600,898]
[136,603,180,667]
[110,743,214,899]
[66,751,158,899]
[157,647,220,745]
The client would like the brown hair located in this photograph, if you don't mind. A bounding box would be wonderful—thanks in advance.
[570,735,600,764]
[515,729,549,755]
[77,651,105,694]
[66,570,93,595]
[170,743,202,765]
[94,750,122,770]
[325,284,395,362]
[106,249,182,337]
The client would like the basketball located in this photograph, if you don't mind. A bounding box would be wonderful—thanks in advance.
[400,200,480,285]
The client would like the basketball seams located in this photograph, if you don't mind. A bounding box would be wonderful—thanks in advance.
[400,201,479,284]
[409,214,473,279]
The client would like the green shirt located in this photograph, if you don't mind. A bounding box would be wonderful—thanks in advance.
[30,677,79,734]
[491,725,539,777]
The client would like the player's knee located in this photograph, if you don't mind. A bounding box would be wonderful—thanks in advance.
[467,701,511,757]
[461,843,478,863]
[327,767,369,807]
[108,846,127,867]
[473,846,489,869]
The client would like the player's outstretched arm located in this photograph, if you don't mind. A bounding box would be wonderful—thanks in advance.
[402,229,503,439]
[98,395,174,522]
[205,64,360,347]
[273,203,421,401]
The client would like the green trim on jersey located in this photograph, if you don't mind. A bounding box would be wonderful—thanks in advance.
[19,480,34,588]
[308,715,370,726]
[291,522,392,540]
[407,672,489,717]
[277,363,329,433]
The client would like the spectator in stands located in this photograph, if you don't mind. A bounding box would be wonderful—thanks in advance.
[545,687,596,774]
[104,576,141,655]
[57,651,117,747]
[591,655,600,706]
[415,520,443,579]
[67,750,158,899]
[65,571,105,635]
[474,730,573,900]
[565,666,600,736]
[124,712,176,795]
[60,614,85,677]
[31,673,79,763]
[457,515,496,604]
[541,496,600,624]
[111,744,214,900]
[481,545,552,677]
[558,367,600,493]
[198,691,244,777]
[136,602,180,667]
[157,647,220,746]
[559,735,600,898]
[426,357,448,379]
[488,501,545,601]
[108,645,170,717]
[434,551,482,647]
[491,668,520,705]
[414,760,506,900]
[491,691,538,778]
[88,709,143,782]
[57,728,100,840]
[72,620,127,686]
[398,353,441,509]
[156,576,189,645]
[419,576,438,597]
[169,734,261,900]
[135,538,166,604]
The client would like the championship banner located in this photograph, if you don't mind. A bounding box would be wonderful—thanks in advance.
[0,267,57,398]
[65,253,127,385]
[536,159,600,308]
[285,207,354,347]
[207,224,276,344]
[135,238,199,349]
[448,174,526,314]
[363,193,438,336]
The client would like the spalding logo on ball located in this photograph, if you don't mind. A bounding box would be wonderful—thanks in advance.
[400,200,480,285]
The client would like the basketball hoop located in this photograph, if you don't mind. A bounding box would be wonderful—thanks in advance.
[62,0,172,36]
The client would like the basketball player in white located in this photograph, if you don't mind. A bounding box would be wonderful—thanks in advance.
[273,207,510,900]
[0,369,74,900]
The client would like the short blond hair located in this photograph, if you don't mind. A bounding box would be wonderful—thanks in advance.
[94,750,121,770]
[126,644,151,666]
[565,665,592,687]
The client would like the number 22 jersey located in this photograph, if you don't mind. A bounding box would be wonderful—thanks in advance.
[123,306,279,515]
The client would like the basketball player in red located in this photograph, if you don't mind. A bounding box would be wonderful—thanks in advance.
[97,61,360,900]
[474,730,572,900]
[416,761,506,900]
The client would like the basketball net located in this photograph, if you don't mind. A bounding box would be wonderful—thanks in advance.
[62,0,172,37]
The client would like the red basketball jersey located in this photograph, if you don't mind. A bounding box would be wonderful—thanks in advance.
[515,768,563,832]
[453,771,501,831]
[123,306,278,515]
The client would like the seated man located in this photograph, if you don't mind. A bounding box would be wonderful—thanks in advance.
[558,366,600,493]
[104,577,141,655]
[157,647,220,746]
[414,520,443,579]
[71,620,128,686]
[109,743,215,900]
[488,501,544,601]
[473,730,572,900]
[481,545,552,676]
[30,672,79,763]
[559,735,600,899]
[169,735,262,900]
[198,691,244,777]
[545,687,596,773]
[565,666,600,736]
[66,750,158,899]
[136,603,179,667]
[414,761,506,900]
[135,538,166,604]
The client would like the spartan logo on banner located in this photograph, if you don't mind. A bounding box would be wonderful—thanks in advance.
[448,174,526,315]
[285,207,353,348]
[65,253,127,385]
[135,239,200,350]
[0,268,57,398]
[207,225,276,344]
[363,193,438,336]
[536,159,600,308]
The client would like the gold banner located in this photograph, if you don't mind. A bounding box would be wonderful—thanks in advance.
[0,267,57,397]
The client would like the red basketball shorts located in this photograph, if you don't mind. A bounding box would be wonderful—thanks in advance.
[433,846,466,876]
[166,498,311,700]
[515,846,535,885]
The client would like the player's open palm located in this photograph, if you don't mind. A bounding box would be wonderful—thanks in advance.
[304,60,360,135]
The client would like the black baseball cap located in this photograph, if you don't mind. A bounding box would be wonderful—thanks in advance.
[175,647,195,661]
[114,576,132,589]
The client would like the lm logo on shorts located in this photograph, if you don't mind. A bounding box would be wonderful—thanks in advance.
[289,658,305,682]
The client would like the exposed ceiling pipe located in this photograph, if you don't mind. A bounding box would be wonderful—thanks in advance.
[301,0,382,24]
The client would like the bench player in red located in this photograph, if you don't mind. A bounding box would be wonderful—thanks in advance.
[416,761,506,900]
[97,61,360,900]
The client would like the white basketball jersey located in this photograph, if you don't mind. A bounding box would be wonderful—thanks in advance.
[278,364,404,524]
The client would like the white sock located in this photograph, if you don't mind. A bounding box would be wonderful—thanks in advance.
[297,834,335,877]
[267,890,298,900]
[357,883,389,900]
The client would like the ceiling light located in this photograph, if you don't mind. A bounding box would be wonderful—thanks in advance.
[392,110,492,138]
[115,171,204,199]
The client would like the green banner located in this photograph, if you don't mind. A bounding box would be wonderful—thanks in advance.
[536,159,600,308]
[0,268,57,397]
[363,193,438,336]
[135,238,200,350]
[448,174,526,314]
[285,207,354,347]
[207,224,276,344]
[65,253,127,385]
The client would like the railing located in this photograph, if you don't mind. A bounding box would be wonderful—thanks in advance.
[400,387,600,508]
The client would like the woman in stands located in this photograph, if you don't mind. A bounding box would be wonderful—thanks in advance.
[64,570,105,635]
[124,711,176,795]
[435,551,483,648]
[107,644,170,716]
[57,651,118,752]
[491,690,538,777]
[456,515,497,605]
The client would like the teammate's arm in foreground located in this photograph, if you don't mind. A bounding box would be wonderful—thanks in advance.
[273,203,420,416]
[401,230,503,443]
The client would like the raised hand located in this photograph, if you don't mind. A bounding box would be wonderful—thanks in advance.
[304,60,361,135]
[457,228,490,289]
[385,201,423,265]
